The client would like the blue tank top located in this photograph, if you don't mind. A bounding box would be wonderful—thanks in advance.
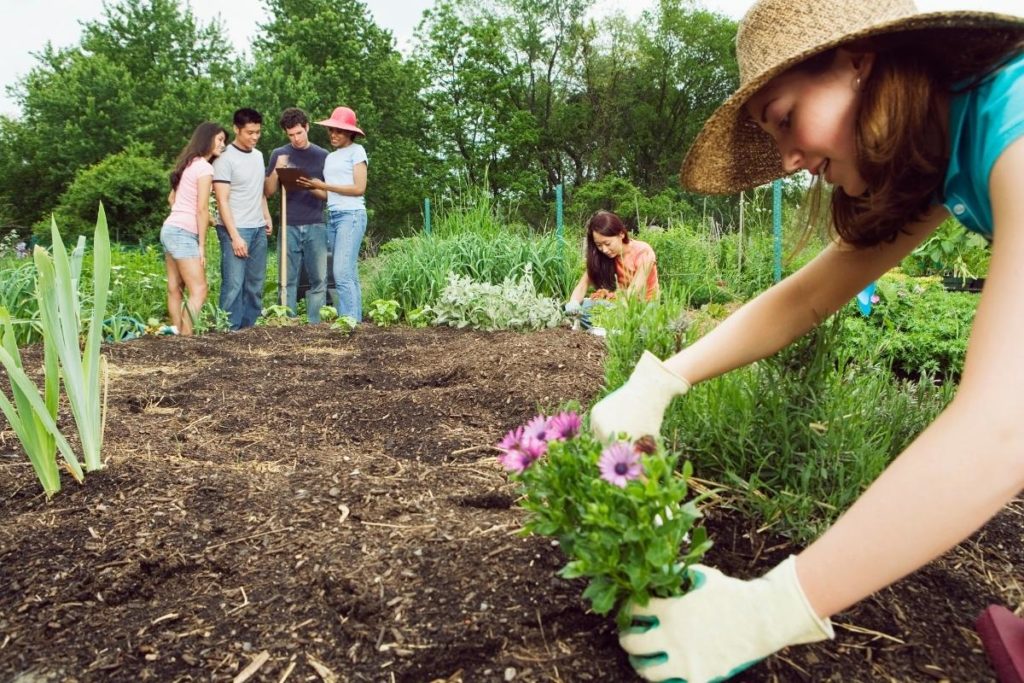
[942,51,1024,237]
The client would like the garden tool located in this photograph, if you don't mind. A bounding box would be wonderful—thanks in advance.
[976,605,1024,683]
[855,281,876,316]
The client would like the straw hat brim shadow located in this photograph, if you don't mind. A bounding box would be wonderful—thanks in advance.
[681,11,1024,195]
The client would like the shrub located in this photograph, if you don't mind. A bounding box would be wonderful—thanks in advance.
[428,265,563,331]
[35,144,168,245]
[841,273,977,380]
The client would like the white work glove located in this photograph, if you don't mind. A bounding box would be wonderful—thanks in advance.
[619,556,834,683]
[589,350,690,442]
[564,300,582,315]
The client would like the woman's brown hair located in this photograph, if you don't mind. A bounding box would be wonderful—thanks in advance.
[585,211,630,291]
[170,122,229,190]
[800,28,1023,248]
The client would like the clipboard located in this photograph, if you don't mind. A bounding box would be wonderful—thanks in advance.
[275,167,311,190]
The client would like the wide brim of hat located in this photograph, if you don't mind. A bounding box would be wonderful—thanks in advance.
[681,11,1024,195]
[315,119,365,136]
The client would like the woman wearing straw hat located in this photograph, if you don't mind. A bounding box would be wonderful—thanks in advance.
[298,106,368,321]
[590,1,1024,681]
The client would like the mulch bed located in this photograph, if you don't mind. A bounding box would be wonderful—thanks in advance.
[0,325,1020,682]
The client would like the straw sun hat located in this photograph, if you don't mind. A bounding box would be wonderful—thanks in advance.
[681,0,1024,195]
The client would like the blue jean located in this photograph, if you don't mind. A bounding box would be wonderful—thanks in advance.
[282,223,327,323]
[216,226,267,330]
[327,209,367,322]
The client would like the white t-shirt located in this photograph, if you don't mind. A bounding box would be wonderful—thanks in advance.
[324,143,368,210]
[212,144,267,228]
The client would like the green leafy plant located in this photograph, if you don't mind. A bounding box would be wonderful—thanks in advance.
[499,412,710,629]
[318,305,339,323]
[903,219,989,281]
[34,210,111,473]
[191,303,232,335]
[428,265,563,331]
[842,273,976,380]
[367,299,400,327]
[330,316,358,334]
[406,307,433,328]
[258,304,298,327]
[0,308,83,496]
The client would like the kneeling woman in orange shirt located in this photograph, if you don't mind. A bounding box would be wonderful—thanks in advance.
[565,210,659,318]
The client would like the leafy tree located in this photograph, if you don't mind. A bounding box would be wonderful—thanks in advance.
[0,0,237,232]
[248,0,433,237]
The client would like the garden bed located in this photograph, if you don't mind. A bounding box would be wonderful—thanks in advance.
[0,325,1020,682]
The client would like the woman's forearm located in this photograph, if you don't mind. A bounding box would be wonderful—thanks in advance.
[569,273,589,303]
[324,182,363,196]
[665,278,820,383]
[798,399,1024,618]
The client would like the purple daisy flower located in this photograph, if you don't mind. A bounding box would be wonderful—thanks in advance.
[498,426,525,453]
[523,414,552,442]
[598,442,642,488]
[521,434,548,461]
[498,448,533,473]
[547,411,581,441]
[870,294,881,304]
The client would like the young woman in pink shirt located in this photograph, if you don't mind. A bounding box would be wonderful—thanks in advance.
[160,122,227,335]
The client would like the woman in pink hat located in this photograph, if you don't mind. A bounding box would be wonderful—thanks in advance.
[298,106,368,321]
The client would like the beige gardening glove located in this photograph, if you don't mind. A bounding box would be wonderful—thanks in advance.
[589,350,691,442]
[619,556,834,683]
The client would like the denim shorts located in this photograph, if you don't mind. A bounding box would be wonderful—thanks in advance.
[160,224,201,260]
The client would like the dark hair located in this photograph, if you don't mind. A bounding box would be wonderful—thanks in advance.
[169,122,229,190]
[233,108,263,128]
[279,107,309,130]
[585,210,629,291]
[798,30,1024,248]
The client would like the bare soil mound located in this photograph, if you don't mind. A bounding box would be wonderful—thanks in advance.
[1,325,1019,682]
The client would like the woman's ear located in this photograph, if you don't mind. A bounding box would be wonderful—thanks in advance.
[839,47,876,83]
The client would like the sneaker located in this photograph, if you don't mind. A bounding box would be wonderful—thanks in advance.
[157,325,179,336]
[587,326,607,337]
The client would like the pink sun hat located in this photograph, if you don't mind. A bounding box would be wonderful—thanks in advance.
[315,106,365,136]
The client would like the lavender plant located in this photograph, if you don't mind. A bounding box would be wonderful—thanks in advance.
[498,412,711,628]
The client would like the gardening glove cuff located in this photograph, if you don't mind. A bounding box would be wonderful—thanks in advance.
[619,556,834,683]
[589,350,690,442]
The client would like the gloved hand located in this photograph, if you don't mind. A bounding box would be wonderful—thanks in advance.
[620,556,834,683]
[564,300,582,315]
[589,350,690,441]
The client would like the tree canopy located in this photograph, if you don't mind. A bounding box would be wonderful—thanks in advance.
[0,0,739,241]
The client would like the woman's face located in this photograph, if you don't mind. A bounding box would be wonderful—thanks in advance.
[746,49,872,197]
[592,230,626,258]
[328,127,353,148]
[209,132,226,158]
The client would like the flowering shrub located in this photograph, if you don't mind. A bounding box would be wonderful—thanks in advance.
[498,412,711,628]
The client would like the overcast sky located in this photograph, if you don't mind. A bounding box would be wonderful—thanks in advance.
[2,0,1021,117]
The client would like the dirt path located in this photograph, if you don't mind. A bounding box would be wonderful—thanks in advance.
[0,325,1019,682]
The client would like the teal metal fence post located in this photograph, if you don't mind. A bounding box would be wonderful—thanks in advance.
[555,184,564,245]
[424,198,431,235]
[772,179,782,283]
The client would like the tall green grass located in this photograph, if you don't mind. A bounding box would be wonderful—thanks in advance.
[599,298,954,544]
[366,231,578,315]
[1,232,284,345]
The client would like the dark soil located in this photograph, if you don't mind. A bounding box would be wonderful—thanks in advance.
[0,325,1020,683]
